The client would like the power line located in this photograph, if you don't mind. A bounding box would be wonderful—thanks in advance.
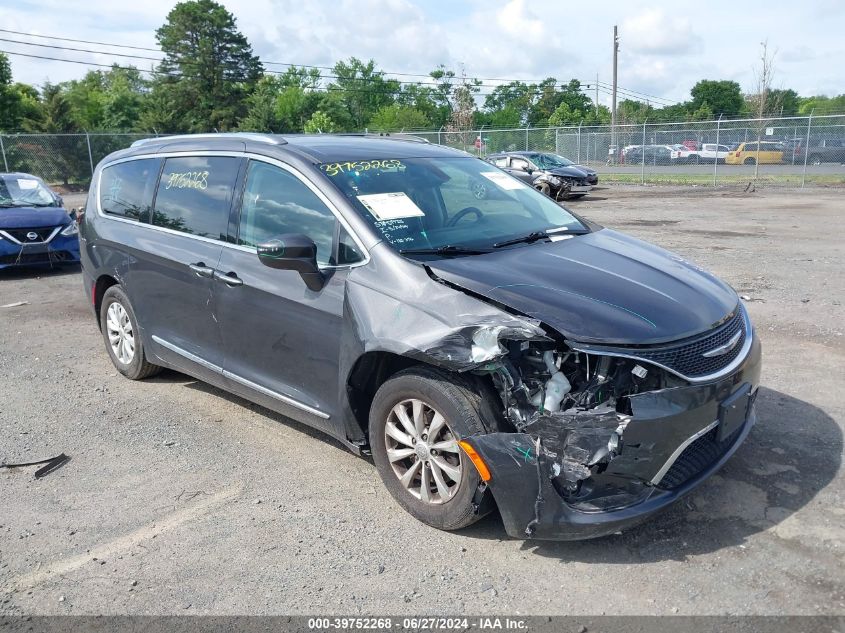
[1,38,680,105]
[0,26,682,104]
[0,49,592,99]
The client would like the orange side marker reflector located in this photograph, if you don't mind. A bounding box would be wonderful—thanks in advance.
[458,440,491,482]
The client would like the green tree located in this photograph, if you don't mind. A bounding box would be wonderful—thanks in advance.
[329,58,400,129]
[304,110,335,133]
[797,94,845,115]
[154,0,262,131]
[690,80,744,117]
[239,76,283,131]
[768,88,800,116]
[368,104,430,131]
[483,81,533,125]
[0,53,42,131]
[62,67,148,130]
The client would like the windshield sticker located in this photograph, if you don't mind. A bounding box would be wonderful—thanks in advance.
[357,192,425,221]
[321,159,403,177]
[374,219,415,246]
[17,179,39,190]
[480,171,526,190]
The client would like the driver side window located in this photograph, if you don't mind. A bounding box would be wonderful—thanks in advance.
[239,161,360,267]
[511,158,530,171]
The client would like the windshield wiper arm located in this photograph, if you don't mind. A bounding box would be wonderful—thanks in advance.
[399,244,492,256]
[493,231,550,248]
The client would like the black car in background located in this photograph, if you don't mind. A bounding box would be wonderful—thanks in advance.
[624,145,673,165]
[80,133,760,541]
[481,151,596,200]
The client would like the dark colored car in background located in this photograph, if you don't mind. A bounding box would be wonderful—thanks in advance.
[0,172,80,269]
[624,145,673,165]
[481,151,595,200]
[793,139,845,165]
[80,133,760,541]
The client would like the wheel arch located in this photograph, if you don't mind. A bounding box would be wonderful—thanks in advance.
[344,351,505,444]
[94,274,119,330]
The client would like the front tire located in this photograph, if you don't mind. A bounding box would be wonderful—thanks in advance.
[100,286,162,380]
[369,366,498,531]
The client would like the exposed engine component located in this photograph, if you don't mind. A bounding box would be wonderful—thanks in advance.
[480,338,675,503]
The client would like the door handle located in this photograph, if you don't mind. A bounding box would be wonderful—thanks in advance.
[213,270,244,287]
[188,262,215,278]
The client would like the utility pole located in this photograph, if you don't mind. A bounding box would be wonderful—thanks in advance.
[611,25,619,163]
[595,73,599,118]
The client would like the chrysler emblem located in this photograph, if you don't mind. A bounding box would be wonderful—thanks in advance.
[26,231,39,241]
[702,331,742,358]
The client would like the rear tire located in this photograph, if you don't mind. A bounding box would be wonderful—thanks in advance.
[369,366,498,531]
[810,155,822,166]
[100,286,162,380]
[744,157,756,165]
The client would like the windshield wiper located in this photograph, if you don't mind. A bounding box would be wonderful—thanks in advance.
[399,244,492,256]
[494,228,589,248]
[493,231,551,248]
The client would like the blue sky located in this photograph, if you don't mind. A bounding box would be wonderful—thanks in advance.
[2,0,843,105]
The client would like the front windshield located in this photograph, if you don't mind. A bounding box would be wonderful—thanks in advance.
[0,175,56,208]
[533,153,574,168]
[319,157,588,255]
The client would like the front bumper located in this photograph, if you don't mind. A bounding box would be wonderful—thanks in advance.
[0,233,80,269]
[464,333,762,540]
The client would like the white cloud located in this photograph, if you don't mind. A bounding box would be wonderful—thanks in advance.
[0,0,841,105]
[622,8,702,56]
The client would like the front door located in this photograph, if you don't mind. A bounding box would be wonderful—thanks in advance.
[214,159,365,435]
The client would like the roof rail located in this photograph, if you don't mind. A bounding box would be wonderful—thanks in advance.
[130,133,286,148]
[334,132,431,144]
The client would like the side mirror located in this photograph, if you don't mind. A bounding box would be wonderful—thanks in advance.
[257,233,325,291]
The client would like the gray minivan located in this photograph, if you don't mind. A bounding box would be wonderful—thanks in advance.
[80,133,761,540]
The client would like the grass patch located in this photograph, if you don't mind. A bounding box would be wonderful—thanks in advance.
[600,173,845,186]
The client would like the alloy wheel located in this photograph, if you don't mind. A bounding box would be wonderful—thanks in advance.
[384,398,463,504]
[106,301,135,365]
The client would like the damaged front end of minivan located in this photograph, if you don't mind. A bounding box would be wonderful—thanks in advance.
[341,247,760,541]
[457,304,761,540]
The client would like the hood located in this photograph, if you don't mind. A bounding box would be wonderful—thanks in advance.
[573,164,597,176]
[546,166,588,178]
[426,229,738,345]
[0,207,70,230]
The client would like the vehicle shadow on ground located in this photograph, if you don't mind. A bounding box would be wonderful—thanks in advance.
[460,386,842,561]
[0,263,81,281]
[146,368,354,454]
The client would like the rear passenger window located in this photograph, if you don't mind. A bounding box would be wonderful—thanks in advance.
[100,159,161,222]
[152,156,240,239]
[238,161,340,266]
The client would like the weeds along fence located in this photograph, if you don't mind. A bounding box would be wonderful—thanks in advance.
[2,115,844,188]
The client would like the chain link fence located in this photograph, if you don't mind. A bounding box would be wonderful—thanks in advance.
[2,116,844,189]
[0,133,151,187]
[411,114,845,188]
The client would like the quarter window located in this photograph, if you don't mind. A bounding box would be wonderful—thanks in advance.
[152,156,240,239]
[100,159,161,222]
[239,161,345,267]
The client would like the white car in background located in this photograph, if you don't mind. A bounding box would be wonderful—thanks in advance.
[679,143,733,164]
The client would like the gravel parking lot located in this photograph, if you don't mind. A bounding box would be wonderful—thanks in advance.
[1,186,843,616]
